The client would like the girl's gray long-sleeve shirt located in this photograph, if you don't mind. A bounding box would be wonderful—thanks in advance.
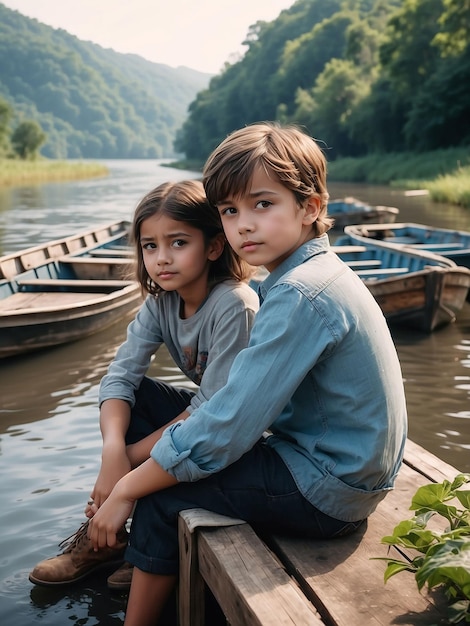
[99,280,259,412]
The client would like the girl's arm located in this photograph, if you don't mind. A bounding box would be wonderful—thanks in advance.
[87,458,178,550]
[126,410,190,467]
[89,298,164,512]
[99,298,164,407]
[89,398,132,508]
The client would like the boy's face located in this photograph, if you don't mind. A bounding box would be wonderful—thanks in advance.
[216,166,319,272]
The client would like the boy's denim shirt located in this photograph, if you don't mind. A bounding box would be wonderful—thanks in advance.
[153,235,408,522]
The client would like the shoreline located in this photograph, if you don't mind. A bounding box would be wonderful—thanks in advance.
[3,157,470,210]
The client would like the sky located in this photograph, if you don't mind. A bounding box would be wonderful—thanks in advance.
[2,0,296,74]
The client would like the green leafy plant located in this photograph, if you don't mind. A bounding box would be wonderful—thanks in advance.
[378,473,470,624]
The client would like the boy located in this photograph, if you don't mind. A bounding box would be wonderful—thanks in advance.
[87,122,407,626]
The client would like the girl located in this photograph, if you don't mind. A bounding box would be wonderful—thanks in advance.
[28,179,259,591]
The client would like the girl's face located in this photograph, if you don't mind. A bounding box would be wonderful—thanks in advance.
[216,166,319,272]
[139,213,222,310]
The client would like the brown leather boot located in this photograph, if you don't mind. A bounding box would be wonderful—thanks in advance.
[107,561,134,592]
[28,520,128,586]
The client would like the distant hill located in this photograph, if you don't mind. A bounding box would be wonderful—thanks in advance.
[0,3,212,158]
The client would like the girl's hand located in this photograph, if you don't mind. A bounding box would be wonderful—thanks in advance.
[87,482,135,550]
[85,499,98,519]
[87,457,179,547]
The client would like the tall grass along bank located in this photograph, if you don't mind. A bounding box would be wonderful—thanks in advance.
[0,160,109,187]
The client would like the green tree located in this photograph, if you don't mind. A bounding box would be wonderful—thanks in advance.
[434,0,470,56]
[274,8,350,115]
[11,119,46,159]
[294,58,369,157]
[0,97,12,155]
[404,48,470,149]
[379,0,444,95]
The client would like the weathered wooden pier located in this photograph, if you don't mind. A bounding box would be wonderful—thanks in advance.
[178,439,459,625]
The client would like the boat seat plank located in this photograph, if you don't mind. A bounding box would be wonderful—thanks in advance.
[355,267,409,277]
[88,249,134,258]
[345,260,382,269]
[57,257,133,280]
[0,290,105,312]
[17,278,134,293]
[412,243,464,250]
[333,245,368,254]
[59,256,131,265]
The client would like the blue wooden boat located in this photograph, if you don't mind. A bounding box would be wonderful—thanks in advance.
[328,197,399,230]
[344,222,470,269]
[0,221,141,358]
[333,236,470,332]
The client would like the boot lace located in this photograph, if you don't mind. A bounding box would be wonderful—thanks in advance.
[57,520,90,554]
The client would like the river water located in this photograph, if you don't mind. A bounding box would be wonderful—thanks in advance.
[0,160,469,625]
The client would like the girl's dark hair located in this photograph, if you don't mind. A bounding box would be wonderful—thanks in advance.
[131,179,254,296]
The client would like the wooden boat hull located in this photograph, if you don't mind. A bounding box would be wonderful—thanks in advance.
[0,285,140,358]
[0,220,132,280]
[363,266,470,332]
[345,222,470,271]
[0,221,142,358]
[345,222,470,302]
[328,198,399,229]
[334,239,470,332]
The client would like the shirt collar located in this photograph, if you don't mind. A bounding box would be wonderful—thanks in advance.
[258,234,330,302]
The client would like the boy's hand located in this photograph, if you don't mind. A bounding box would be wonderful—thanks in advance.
[87,482,135,550]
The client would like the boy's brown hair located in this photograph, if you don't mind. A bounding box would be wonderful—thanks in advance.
[203,121,333,237]
[131,179,254,296]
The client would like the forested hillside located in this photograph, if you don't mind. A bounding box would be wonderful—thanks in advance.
[0,3,211,159]
[2,0,468,164]
[176,0,470,162]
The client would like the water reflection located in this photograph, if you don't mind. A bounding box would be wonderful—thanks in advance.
[392,303,470,471]
[0,313,197,435]
[0,316,130,433]
[0,159,200,255]
[330,181,470,231]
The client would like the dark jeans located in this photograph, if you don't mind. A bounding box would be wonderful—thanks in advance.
[125,377,364,575]
[125,376,195,444]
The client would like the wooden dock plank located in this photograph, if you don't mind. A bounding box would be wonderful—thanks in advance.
[403,439,460,483]
[179,513,206,626]
[198,524,323,626]
[180,520,323,626]
[267,462,449,626]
